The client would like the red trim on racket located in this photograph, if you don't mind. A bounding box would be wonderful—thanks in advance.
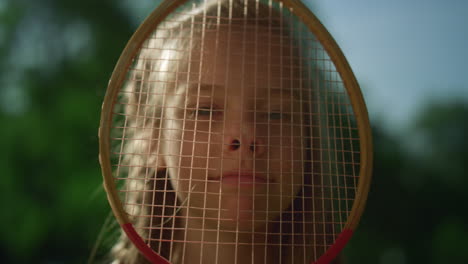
[122,223,170,264]
[312,229,354,264]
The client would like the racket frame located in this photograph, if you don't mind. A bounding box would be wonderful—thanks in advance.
[99,0,373,263]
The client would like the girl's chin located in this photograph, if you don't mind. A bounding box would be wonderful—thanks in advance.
[218,195,278,231]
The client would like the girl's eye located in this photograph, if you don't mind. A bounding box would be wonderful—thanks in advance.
[267,111,292,122]
[187,105,219,119]
[197,108,212,116]
[269,112,283,120]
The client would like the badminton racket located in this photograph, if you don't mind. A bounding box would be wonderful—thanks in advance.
[99,0,373,263]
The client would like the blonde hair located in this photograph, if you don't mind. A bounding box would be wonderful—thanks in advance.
[110,0,337,263]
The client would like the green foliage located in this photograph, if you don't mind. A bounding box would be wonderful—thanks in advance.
[0,0,142,262]
[345,103,468,263]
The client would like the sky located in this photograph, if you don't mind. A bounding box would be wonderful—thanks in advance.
[305,0,468,132]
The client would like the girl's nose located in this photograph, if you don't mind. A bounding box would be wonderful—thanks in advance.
[224,123,265,157]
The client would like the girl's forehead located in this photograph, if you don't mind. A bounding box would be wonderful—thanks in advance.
[200,28,294,60]
[169,26,302,102]
[186,83,296,99]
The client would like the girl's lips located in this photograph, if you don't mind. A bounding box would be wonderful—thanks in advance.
[220,171,268,185]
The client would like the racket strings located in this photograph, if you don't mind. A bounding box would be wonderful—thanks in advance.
[109,0,360,263]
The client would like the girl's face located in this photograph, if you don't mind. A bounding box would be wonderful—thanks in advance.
[160,27,304,231]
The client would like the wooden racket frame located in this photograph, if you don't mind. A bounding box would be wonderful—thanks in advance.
[99,0,373,263]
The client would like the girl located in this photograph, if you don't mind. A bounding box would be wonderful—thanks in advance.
[110,0,343,263]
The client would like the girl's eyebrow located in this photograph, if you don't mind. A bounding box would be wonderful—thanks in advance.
[187,83,224,95]
[258,87,299,101]
[187,83,300,102]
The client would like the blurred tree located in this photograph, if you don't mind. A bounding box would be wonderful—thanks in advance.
[345,101,468,264]
[0,0,148,263]
[412,101,468,263]
[414,101,468,189]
